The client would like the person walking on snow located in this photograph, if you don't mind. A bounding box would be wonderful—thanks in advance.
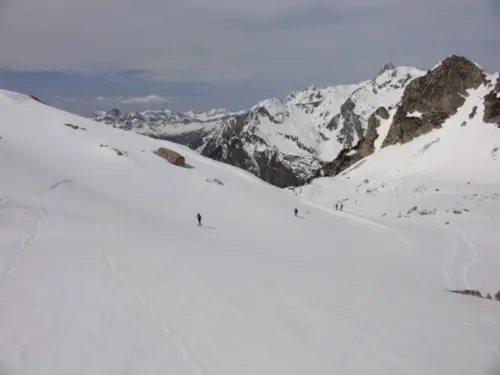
[196,213,202,226]
[294,208,298,217]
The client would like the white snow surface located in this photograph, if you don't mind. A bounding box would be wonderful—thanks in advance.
[1,89,500,375]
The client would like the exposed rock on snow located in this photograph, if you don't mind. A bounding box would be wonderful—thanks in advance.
[450,289,483,298]
[382,55,487,147]
[483,76,500,126]
[206,178,224,185]
[99,144,127,156]
[320,106,390,178]
[155,147,186,167]
[65,123,87,131]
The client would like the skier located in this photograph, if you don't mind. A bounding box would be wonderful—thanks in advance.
[294,208,298,217]
[196,213,202,226]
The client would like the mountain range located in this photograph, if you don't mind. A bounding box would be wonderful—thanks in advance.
[91,56,500,188]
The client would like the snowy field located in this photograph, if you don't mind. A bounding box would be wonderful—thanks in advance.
[1,89,500,375]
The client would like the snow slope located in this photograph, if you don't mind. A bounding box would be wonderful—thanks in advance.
[1,89,500,375]
[294,79,500,293]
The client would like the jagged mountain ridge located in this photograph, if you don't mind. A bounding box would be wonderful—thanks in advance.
[92,57,500,189]
[91,108,241,148]
[319,55,500,180]
[91,64,424,187]
[199,64,424,187]
[92,108,235,132]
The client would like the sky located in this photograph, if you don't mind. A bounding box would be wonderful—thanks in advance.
[0,0,499,115]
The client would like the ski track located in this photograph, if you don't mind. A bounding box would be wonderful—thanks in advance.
[460,230,479,290]
[98,230,214,375]
[302,198,414,254]
[47,179,74,191]
[0,205,46,291]
[398,237,413,254]
[441,228,479,290]
[0,179,76,289]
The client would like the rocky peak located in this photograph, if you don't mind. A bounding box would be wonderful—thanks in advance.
[109,109,122,118]
[377,62,396,76]
[483,76,500,127]
[382,55,487,147]
[320,106,390,178]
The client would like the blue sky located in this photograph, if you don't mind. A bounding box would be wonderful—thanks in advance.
[0,0,499,115]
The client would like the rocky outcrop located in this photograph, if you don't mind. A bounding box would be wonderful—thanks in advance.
[450,289,483,298]
[155,147,186,167]
[326,97,364,147]
[320,107,389,177]
[382,56,487,147]
[30,95,44,104]
[202,113,320,187]
[483,76,500,126]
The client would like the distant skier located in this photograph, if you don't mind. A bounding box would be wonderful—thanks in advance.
[339,203,344,211]
[335,203,339,210]
[196,213,202,226]
[294,208,298,217]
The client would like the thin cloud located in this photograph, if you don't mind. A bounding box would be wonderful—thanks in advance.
[121,95,173,104]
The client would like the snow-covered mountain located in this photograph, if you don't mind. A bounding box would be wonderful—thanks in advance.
[91,64,424,187]
[317,56,500,179]
[293,56,500,223]
[199,64,424,187]
[1,88,500,375]
[91,108,239,149]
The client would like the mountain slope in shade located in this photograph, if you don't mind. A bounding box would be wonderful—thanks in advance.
[0,89,500,375]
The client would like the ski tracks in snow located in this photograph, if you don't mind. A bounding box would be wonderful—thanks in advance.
[460,230,478,290]
[1,179,74,291]
[442,228,479,290]
[0,205,47,291]
[98,230,215,375]
[301,199,415,254]
[47,179,74,191]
